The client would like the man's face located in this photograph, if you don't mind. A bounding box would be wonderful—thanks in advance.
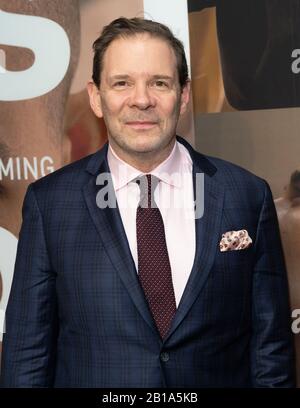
[88,34,190,161]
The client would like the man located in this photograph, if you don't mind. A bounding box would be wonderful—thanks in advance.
[0,17,295,387]
[275,170,300,386]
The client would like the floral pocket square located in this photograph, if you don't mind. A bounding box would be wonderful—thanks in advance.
[219,229,252,252]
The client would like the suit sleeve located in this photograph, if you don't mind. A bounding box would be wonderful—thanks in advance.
[0,183,58,387]
[251,180,296,387]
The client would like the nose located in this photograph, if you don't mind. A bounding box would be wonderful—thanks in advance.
[129,82,155,110]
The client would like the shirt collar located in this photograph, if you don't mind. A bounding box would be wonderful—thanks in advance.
[107,140,190,191]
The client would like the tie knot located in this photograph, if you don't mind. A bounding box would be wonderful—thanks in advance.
[135,174,160,208]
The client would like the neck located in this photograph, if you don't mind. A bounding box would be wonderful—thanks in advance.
[109,139,176,173]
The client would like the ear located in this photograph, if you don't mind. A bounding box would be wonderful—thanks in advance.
[179,80,191,115]
[87,80,103,118]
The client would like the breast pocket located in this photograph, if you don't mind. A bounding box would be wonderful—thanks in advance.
[218,246,254,267]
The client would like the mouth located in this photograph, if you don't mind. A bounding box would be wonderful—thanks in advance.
[125,121,158,130]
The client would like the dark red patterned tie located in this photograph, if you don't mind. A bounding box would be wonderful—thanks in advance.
[136,174,176,339]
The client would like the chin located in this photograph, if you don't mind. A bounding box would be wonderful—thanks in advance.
[131,139,163,155]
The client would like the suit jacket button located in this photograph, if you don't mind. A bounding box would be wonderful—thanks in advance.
[160,352,169,362]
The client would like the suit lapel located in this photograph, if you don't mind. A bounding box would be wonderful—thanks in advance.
[82,144,159,337]
[164,137,225,342]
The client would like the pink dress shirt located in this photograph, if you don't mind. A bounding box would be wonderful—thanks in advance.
[107,140,196,308]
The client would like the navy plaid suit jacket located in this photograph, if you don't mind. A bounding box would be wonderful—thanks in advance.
[0,136,295,387]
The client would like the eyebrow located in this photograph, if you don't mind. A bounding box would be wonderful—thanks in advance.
[109,74,174,81]
[151,75,174,81]
[109,75,131,80]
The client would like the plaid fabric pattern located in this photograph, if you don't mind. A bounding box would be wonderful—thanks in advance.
[0,136,295,387]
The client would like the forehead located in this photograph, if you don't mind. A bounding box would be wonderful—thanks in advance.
[101,34,178,78]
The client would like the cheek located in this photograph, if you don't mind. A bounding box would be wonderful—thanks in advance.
[101,95,127,118]
[159,99,181,124]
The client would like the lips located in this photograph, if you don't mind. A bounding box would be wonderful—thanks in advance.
[125,121,158,130]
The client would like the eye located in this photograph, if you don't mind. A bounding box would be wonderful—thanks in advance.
[113,81,127,87]
[153,80,168,88]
